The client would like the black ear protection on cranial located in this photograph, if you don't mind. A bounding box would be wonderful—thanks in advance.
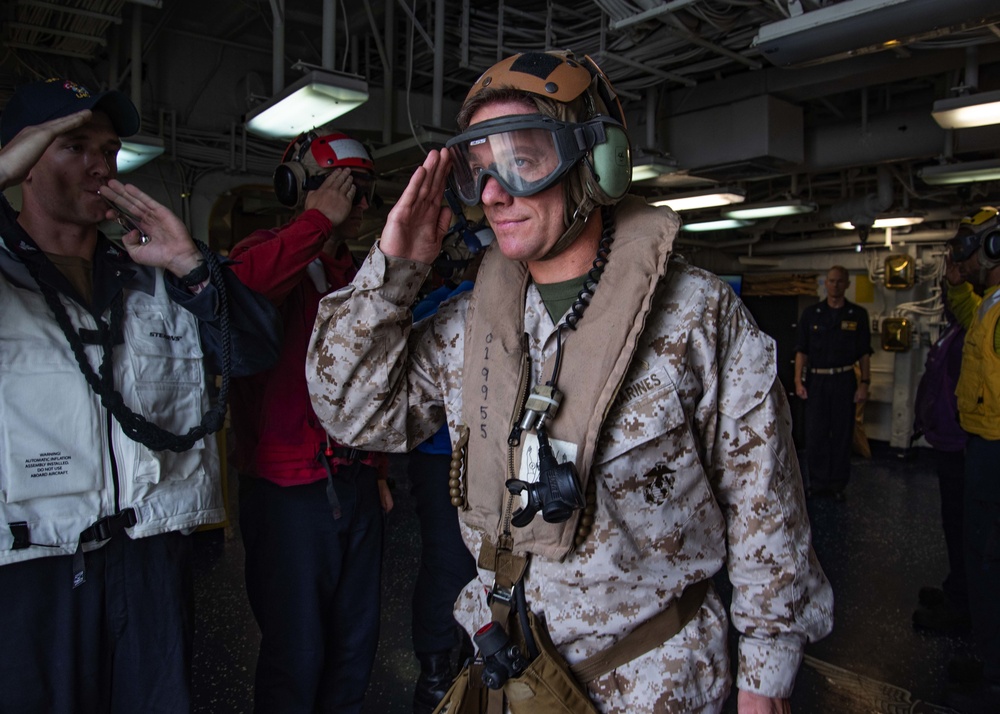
[981,224,1000,265]
[273,131,319,207]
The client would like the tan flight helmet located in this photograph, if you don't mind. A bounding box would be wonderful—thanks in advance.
[457,50,632,258]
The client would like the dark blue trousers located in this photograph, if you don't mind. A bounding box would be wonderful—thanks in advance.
[0,531,194,714]
[239,468,383,714]
[408,451,477,655]
[964,435,1000,683]
[805,371,857,492]
[932,448,968,608]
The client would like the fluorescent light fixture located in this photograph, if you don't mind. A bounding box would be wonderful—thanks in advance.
[932,89,1000,129]
[834,213,925,230]
[722,199,817,220]
[681,218,754,233]
[117,135,165,173]
[650,188,746,212]
[245,69,369,139]
[631,153,678,182]
[919,159,1000,185]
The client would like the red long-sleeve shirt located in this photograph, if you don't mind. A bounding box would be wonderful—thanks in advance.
[228,209,383,485]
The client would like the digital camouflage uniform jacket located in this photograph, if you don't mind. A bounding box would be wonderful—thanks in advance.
[306,199,833,713]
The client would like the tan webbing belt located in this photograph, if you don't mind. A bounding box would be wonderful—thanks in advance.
[569,579,710,683]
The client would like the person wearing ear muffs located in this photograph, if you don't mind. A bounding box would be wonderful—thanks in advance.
[942,206,1000,714]
[305,50,833,714]
[227,129,392,714]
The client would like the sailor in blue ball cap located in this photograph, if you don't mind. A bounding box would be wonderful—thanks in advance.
[0,77,140,146]
[0,80,281,712]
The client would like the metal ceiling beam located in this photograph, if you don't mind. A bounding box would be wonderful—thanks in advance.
[595,50,697,88]
[16,0,122,24]
[608,0,702,31]
[6,22,108,46]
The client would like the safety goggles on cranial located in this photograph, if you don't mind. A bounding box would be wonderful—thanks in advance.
[446,114,619,206]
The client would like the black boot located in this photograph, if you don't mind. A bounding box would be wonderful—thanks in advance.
[413,651,454,714]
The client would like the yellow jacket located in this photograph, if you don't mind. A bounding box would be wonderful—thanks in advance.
[952,284,1000,439]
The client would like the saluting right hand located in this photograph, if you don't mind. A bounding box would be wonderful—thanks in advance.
[0,110,92,190]
[379,148,454,265]
[305,168,356,226]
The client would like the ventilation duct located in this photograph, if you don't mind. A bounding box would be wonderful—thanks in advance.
[665,96,803,180]
[753,0,1000,68]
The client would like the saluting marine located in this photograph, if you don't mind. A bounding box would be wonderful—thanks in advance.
[307,50,833,713]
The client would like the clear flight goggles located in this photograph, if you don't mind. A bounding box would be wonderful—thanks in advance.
[446,114,614,206]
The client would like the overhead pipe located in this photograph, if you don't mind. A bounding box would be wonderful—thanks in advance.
[268,0,285,94]
[820,164,894,233]
[382,0,395,144]
[322,0,335,70]
[131,6,142,110]
[433,0,444,127]
[750,228,955,255]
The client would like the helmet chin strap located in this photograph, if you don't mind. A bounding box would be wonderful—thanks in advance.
[539,208,589,262]
[538,176,599,262]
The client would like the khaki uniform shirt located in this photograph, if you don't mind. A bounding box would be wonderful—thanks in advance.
[307,213,833,712]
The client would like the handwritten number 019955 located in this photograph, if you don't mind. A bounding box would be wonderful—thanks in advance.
[480,333,493,438]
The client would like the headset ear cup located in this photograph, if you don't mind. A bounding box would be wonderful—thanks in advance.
[273,162,307,207]
[983,230,1000,262]
[588,124,632,202]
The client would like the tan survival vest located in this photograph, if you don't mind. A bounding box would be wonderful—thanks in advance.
[458,196,678,562]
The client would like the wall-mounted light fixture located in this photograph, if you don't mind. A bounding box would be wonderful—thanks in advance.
[722,198,817,220]
[117,135,165,173]
[919,158,1000,185]
[650,188,746,212]
[931,89,1000,129]
[834,212,925,229]
[245,69,369,139]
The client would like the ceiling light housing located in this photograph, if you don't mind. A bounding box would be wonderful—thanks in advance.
[245,69,369,140]
[722,199,817,220]
[650,188,746,212]
[919,158,1000,185]
[834,213,925,229]
[932,89,1000,129]
[681,218,754,233]
[631,152,679,182]
[117,135,165,173]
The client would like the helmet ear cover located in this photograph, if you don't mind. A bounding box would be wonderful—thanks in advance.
[273,132,317,207]
[272,130,376,208]
[954,207,1000,267]
[981,226,1000,264]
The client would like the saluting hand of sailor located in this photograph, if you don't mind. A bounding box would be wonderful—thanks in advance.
[379,148,454,265]
[305,167,356,226]
[99,179,205,279]
[0,110,92,191]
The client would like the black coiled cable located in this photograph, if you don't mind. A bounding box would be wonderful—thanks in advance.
[563,205,615,331]
[29,239,232,453]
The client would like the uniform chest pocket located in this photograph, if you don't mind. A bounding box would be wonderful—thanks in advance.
[125,310,204,384]
[594,372,715,550]
[123,310,207,439]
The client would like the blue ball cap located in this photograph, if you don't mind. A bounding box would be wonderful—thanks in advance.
[0,78,140,146]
